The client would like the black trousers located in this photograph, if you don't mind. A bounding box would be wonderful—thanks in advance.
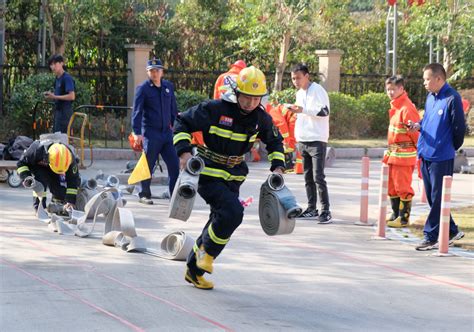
[187,177,244,276]
[298,141,330,212]
[31,167,66,208]
[53,109,72,134]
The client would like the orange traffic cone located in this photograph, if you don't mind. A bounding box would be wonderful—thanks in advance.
[294,151,303,174]
[251,148,261,162]
[251,141,261,162]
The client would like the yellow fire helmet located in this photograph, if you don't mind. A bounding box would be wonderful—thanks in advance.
[236,66,267,97]
[48,143,72,174]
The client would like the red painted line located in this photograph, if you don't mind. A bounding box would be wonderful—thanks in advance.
[2,233,233,332]
[97,273,234,332]
[0,257,145,332]
[273,238,474,292]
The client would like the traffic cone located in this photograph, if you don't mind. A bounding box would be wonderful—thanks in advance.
[294,151,303,174]
[251,141,261,162]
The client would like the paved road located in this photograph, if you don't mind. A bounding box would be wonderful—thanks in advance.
[1,159,473,331]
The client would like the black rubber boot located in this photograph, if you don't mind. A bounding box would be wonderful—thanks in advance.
[386,197,400,222]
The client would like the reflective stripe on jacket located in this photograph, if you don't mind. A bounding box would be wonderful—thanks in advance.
[383,92,420,166]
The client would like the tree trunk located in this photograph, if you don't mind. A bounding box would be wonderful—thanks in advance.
[273,30,291,92]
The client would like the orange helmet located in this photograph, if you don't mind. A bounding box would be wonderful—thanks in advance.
[232,60,247,70]
[48,143,72,174]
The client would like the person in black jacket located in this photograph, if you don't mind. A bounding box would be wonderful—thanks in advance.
[174,66,285,290]
[17,141,80,212]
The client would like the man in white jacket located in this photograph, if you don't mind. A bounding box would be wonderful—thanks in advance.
[286,63,332,223]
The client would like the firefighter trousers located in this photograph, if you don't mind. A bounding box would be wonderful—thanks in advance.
[388,164,415,199]
[31,167,67,208]
[187,177,244,276]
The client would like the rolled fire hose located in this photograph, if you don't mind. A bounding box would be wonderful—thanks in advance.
[169,156,205,221]
[144,231,195,261]
[259,174,302,236]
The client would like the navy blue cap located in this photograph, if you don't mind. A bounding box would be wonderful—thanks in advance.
[146,59,164,70]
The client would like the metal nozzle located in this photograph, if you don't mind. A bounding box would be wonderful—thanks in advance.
[186,156,205,176]
[267,173,285,191]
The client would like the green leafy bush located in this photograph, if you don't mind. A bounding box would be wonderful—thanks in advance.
[176,89,209,113]
[269,88,296,105]
[328,92,369,139]
[358,92,390,137]
[7,72,91,137]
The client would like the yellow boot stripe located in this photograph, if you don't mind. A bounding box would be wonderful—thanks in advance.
[208,224,229,245]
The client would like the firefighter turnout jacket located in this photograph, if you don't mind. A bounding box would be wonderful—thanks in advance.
[266,103,297,153]
[17,141,80,204]
[174,99,285,181]
[383,92,420,166]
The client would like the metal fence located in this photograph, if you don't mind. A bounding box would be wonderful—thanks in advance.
[1,64,128,113]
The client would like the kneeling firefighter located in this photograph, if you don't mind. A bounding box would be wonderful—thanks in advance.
[17,141,80,212]
[173,66,285,290]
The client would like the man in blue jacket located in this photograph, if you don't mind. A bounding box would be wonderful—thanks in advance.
[408,63,465,250]
[131,59,180,205]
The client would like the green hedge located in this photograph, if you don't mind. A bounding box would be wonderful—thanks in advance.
[328,92,370,138]
[175,89,209,113]
[358,92,390,137]
[6,72,91,137]
[268,89,390,139]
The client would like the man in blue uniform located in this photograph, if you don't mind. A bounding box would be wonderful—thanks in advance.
[44,55,75,134]
[408,63,466,250]
[131,59,180,205]
[174,66,285,290]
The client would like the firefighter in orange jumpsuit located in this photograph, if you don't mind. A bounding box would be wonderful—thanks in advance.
[383,75,420,228]
[191,60,247,146]
[266,98,301,173]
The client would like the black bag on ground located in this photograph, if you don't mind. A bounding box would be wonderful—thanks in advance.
[3,136,34,160]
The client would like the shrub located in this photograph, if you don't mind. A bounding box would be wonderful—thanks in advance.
[269,88,296,105]
[7,72,91,137]
[176,89,209,113]
[358,92,390,137]
[328,92,369,138]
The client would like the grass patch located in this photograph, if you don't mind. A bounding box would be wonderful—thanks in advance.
[410,205,474,250]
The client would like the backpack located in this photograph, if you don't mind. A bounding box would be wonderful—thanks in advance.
[3,136,34,160]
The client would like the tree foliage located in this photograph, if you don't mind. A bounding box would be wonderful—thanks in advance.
[4,0,473,78]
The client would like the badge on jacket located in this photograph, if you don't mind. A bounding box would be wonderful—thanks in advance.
[219,116,233,127]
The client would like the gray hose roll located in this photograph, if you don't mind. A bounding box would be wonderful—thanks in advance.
[144,231,195,261]
[169,156,204,221]
[259,174,302,236]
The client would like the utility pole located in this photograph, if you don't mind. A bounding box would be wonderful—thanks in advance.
[0,0,6,114]
[37,0,46,66]
[385,3,398,75]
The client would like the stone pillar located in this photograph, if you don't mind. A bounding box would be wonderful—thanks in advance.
[125,44,153,107]
[315,50,343,92]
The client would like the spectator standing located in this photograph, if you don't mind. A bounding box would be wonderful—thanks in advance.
[383,75,420,228]
[44,55,75,134]
[287,64,332,223]
[131,59,180,205]
[409,63,465,250]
